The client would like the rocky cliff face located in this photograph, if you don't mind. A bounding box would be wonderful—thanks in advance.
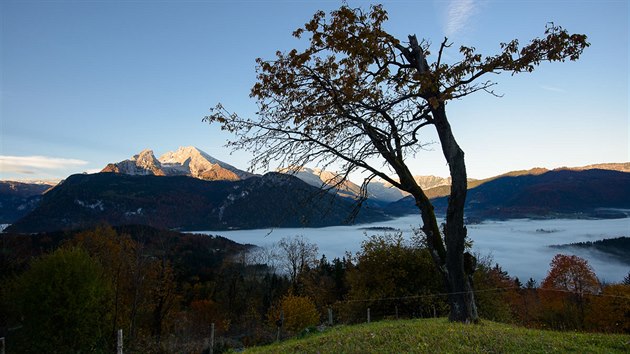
[101,146,253,181]
[158,146,253,181]
[101,149,165,176]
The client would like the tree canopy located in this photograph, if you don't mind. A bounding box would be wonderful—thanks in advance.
[13,247,111,353]
[206,4,589,322]
[207,5,587,187]
[542,254,600,296]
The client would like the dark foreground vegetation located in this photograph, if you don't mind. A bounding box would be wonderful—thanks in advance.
[1,225,629,352]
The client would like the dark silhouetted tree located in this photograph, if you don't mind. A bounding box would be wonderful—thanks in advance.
[206,4,589,322]
[12,247,111,353]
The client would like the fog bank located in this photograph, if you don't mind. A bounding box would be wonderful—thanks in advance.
[197,216,629,283]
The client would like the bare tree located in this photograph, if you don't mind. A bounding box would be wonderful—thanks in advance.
[278,235,319,287]
[205,5,589,322]
[242,244,282,278]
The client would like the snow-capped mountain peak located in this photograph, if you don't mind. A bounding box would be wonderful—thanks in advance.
[101,149,164,176]
[101,146,253,181]
[132,149,162,171]
[158,146,253,181]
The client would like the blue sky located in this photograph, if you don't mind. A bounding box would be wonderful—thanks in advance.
[1,0,628,181]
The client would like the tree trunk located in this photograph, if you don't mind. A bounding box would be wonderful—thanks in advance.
[400,35,478,322]
[432,103,478,323]
[445,255,478,322]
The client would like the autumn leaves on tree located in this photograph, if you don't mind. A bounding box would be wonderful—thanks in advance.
[206,4,589,322]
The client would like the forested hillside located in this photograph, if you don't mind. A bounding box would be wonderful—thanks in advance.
[2,226,628,352]
[6,172,388,233]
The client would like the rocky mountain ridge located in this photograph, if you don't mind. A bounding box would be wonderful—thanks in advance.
[280,168,468,202]
[3,159,629,226]
[102,146,254,181]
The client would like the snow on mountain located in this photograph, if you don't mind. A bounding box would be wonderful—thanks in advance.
[279,167,458,202]
[365,180,406,203]
[101,149,164,176]
[362,176,451,202]
[158,146,253,181]
[413,175,453,190]
[101,146,253,181]
[2,179,60,186]
[279,167,361,199]
[368,176,474,202]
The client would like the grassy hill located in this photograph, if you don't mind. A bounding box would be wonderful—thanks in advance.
[240,318,630,353]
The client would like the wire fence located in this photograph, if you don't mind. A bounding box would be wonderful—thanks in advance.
[3,285,628,353]
[275,284,630,326]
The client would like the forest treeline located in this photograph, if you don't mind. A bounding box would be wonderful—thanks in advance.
[1,225,629,353]
[550,236,630,265]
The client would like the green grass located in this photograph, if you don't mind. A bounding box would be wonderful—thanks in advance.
[239,318,630,353]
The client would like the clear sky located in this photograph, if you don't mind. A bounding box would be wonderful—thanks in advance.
[1,0,628,182]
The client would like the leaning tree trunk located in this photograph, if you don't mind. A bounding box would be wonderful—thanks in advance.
[432,103,478,323]
[400,35,478,322]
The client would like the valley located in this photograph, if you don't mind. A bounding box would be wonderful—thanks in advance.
[2,148,629,285]
[194,215,630,283]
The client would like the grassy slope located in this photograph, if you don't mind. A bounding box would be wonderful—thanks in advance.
[241,318,630,353]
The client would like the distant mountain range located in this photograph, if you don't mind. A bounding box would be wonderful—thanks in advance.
[281,167,475,203]
[5,172,388,234]
[279,167,363,200]
[390,168,630,220]
[0,181,56,224]
[285,163,630,203]
[100,147,471,203]
[2,148,629,233]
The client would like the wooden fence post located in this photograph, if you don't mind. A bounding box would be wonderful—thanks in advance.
[395,305,399,320]
[367,308,371,324]
[276,310,284,342]
[117,329,123,354]
[210,323,215,354]
[328,307,333,326]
